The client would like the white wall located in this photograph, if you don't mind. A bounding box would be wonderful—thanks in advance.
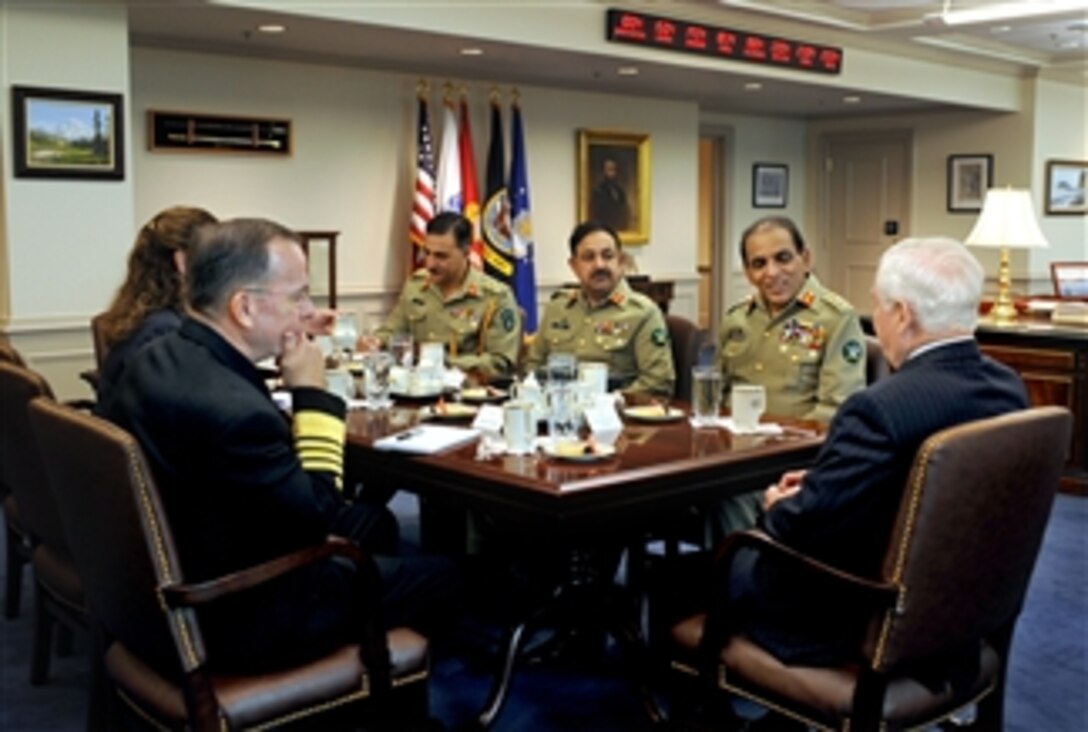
[700,111,809,309]
[1031,78,1088,268]
[1,3,133,323]
[130,46,700,315]
[0,2,133,398]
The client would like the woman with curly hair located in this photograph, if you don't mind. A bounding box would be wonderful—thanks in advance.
[96,206,218,402]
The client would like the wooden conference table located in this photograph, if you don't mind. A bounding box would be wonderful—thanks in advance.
[345,404,826,727]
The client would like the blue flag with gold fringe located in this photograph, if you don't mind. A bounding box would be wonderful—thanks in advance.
[508,100,537,333]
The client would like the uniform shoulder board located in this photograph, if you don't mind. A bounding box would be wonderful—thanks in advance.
[821,291,854,313]
[481,279,512,298]
[727,295,754,313]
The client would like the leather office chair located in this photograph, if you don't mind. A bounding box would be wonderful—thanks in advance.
[666,314,710,401]
[668,406,1072,731]
[79,312,109,394]
[0,339,33,619]
[865,334,891,385]
[29,398,431,731]
[0,363,87,683]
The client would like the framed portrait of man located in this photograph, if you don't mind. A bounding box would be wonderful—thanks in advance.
[577,129,651,245]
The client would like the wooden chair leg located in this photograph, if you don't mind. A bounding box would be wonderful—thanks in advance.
[56,623,76,656]
[4,521,26,619]
[86,625,113,732]
[31,583,54,685]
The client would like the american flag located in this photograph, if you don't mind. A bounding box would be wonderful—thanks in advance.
[409,95,436,272]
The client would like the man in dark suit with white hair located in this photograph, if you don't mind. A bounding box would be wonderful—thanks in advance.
[725,236,1029,666]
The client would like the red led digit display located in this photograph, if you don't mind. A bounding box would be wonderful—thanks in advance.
[606,8,843,75]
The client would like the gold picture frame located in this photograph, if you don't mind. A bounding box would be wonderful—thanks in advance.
[577,129,651,245]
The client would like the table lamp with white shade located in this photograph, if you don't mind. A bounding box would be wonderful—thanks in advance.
[965,188,1049,327]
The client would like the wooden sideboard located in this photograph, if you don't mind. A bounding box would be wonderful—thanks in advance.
[626,276,675,314]
[975,319,1088,494]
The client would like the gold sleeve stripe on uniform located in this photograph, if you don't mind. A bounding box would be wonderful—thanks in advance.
[294,440,342,463]
[293,409,345,482]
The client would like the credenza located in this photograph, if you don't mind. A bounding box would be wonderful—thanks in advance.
[975,319,1088,494]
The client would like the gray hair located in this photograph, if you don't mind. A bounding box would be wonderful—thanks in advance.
[187,218,300,316]
[873,237,983,333]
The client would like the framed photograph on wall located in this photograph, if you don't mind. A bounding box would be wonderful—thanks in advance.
[1044,160,1087,215]
[946,154,992,212]
[11,86,124,180]
[752,163,788,208]
[577,129,651,245]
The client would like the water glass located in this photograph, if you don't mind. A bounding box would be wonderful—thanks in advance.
[331,311,358,356]
[390,332,414,368]
[547,382,579,446]
[731,384,767,431]
[546,353,577,384]
[363,351,394,410]
[691,366,723,428]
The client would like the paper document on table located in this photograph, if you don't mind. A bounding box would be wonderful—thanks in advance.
[373,424,480,454]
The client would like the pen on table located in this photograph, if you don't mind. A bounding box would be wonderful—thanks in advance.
[395,428,421,441]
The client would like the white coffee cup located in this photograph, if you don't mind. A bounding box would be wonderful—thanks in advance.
[418,341,445,369]
[731,383,767,431]
[325,368,354,401]
[503,401,536,455]
[578,362,609,395]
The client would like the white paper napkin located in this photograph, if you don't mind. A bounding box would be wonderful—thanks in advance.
[689,416,784,435]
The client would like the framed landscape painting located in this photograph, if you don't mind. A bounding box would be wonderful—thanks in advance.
[1045,160,1087,215]
[12,85,124,180]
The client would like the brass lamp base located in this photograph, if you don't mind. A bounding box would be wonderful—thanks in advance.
[989,246,1019,328]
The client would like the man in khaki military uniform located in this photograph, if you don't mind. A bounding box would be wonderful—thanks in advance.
[377,212,520,380]
[714,216,865,536]
[526,221,675,396]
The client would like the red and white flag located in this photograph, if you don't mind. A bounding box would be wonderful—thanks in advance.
[409,95,436,272]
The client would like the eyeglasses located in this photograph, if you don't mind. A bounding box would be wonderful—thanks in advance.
[244,285,312,307]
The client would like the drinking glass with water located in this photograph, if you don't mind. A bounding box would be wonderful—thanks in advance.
[691,365,723,427]
[363,351,394,410]
[546,353,579,445]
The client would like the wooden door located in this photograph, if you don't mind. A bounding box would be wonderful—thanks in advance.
[822,132,912,311]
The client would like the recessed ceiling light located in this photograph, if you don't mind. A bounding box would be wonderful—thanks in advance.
[843,95,861,104]
[989,25,1012,34]
[744,82,763,91]
[617,66,640,76]
[257,24,286,34]
[459,47,484,56]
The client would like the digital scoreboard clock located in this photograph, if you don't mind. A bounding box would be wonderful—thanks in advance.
[606,8,844,75]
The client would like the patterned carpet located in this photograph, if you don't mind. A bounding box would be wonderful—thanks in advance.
[1,493,1084,731]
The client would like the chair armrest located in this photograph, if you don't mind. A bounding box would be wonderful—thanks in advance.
[161,535,393,695]
[62,398,97,412]
[160,535,369,608]
[713,529,898,605]
[79,368,100,391]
